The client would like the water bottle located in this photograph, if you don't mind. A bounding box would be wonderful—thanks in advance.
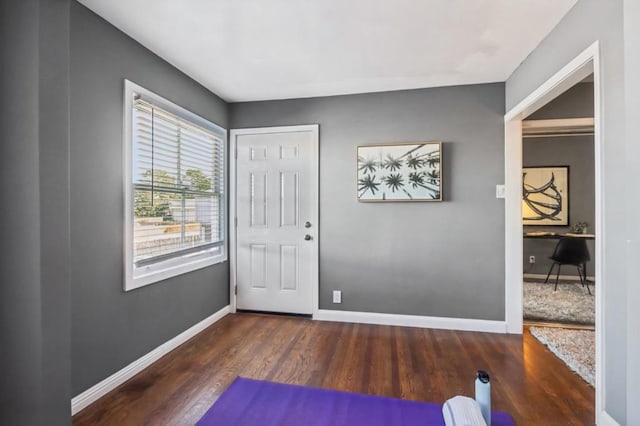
[475,370,491,425]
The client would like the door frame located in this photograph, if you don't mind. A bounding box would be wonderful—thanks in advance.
[229,124,320,315]
[504,41,605,421]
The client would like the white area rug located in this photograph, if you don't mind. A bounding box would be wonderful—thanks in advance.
[523,281,594,325]
[530,326,595,387]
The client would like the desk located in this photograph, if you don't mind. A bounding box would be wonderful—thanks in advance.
[523,232,595,284]
[523,232,595,240]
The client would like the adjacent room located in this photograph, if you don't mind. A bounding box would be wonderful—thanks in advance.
[2,1,638,425]
[521,79,597,388]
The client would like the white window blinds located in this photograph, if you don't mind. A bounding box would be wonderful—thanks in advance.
[131,96,225,267]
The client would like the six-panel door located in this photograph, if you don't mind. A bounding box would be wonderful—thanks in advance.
[235,128,317,314]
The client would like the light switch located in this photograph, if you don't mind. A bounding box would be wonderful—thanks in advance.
[496,184,505,198]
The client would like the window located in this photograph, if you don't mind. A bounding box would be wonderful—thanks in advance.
[124,80,226,290]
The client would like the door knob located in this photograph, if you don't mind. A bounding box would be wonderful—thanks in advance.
[304,234,313,241]
[305,221,312,228]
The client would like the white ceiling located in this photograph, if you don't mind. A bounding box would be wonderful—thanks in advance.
[77,0,577,102]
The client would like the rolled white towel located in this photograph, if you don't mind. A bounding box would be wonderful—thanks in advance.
[442,395,487,426]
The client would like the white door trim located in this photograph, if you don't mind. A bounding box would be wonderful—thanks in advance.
[229,125,320,315]
[504,41,605,422]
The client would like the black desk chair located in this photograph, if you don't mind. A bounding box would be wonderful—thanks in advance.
[544,237,592,295]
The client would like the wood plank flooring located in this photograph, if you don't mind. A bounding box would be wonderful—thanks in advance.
[73,313,595,425]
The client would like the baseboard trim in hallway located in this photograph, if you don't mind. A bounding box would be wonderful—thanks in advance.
[598,410,621,426]
[524,273,595,281]
[314,309,507,333]
[71,305,231,415]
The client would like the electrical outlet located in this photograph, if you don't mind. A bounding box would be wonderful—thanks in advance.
[332,290,342,304]
[529,256,536,264]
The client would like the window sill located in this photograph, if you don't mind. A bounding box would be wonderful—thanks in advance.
[125,252,227,291]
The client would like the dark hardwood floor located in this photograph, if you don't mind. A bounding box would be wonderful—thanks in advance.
[73,313,595,425]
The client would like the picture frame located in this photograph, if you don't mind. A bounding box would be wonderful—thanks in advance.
[522,166,569,226]
[357,141,442,202]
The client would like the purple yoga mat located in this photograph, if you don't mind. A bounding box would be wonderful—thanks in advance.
[197,377,515,426]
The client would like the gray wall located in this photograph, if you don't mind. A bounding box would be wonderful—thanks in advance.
[506,0,627,421]
[522,83,595,277]
[527,82,594,120]
[70,2,230,395]
[624,1,640,424]
[231,84,506,321]
[0,0,72,424]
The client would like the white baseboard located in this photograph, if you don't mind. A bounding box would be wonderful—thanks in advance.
[524,273,595,281]
[71,305,231,415]
[597,410,620,426]
[313,309,507,333]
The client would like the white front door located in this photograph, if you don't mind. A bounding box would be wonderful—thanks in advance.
[232,125,318,314]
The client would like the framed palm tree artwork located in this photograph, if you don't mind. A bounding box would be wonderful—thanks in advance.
[357,141,442,202]
[522,166,569,225]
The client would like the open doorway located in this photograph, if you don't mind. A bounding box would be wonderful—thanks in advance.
[521,79,595,326]
[521,76,596,385]
[504,42,604,422]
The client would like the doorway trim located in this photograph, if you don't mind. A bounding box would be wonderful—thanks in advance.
[504,41,605,421]
[229,124,320,315]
